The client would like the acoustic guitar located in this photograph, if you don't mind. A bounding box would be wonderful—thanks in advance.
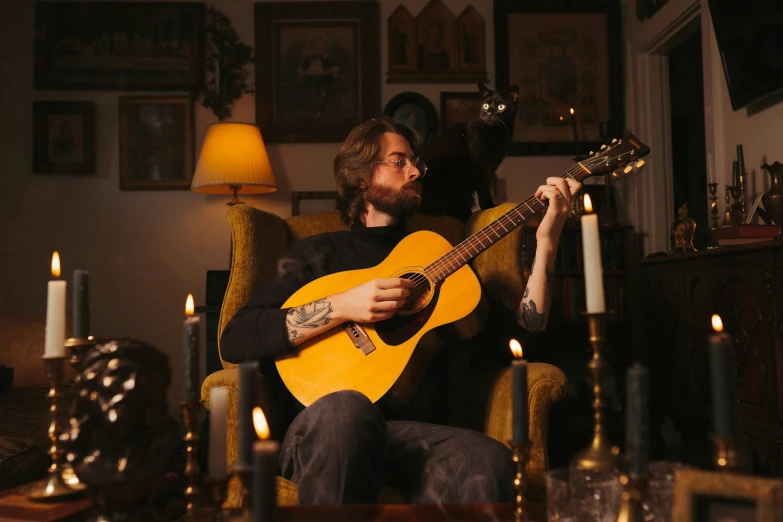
[277,135,650,406]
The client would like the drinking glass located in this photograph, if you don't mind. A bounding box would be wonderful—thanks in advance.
[642,461,692,522]
[546,467,622,522]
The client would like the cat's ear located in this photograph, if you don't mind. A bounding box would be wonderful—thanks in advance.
[507,84,520,103]
[477,82,492,96]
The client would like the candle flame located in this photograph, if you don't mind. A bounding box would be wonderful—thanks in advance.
[570,107,575,115]
[509,339,523,359]
[583,194,593,213]
[559,116,564,121]
[185,294,194,316]
[253,407,270,440]
[51,251,61,278]
[711,314,723,332]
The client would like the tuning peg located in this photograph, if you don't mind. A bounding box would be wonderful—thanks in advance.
[624,165,633,174]
[611,138,618,143]
[612,170,622,179]
[636,159,646,169]
[600,144,607,150]
[589,151,594,156]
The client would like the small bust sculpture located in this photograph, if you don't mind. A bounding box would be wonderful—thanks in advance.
[671,203,697,253]
[68,339,180,486]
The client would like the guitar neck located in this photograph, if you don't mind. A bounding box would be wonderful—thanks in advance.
[424,165,583,284]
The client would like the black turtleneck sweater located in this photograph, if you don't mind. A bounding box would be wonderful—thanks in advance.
[221,220,409,364]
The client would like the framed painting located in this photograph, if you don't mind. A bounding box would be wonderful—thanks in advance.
[440,91,483,130]
[35,2,204,91]
[672,469,783,522]
[383,92,439,149]
[494,0,622,156]
[118,96,194,190]
[291,191,338,216]
[387,1,488,84]
[255,1,380,143]
[33,101,96,174]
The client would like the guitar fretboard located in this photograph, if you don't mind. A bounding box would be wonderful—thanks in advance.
[424,166,582,284]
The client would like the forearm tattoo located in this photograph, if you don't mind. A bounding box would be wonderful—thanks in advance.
[285,299,333,346]
[519,299,546,332]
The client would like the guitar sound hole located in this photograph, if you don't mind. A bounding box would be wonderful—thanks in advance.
[398,271,432,315]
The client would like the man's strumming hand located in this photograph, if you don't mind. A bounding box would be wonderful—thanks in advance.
[332,278,416,323]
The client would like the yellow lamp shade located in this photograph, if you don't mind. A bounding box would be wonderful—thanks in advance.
[191,123,277,195]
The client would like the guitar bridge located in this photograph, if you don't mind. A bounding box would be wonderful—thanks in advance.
[343,322,376,355]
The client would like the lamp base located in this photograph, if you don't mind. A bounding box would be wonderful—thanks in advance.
[227,185,244,206]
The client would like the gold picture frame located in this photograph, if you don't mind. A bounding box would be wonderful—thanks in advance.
[672,469,783,522]
[291,191,338,216]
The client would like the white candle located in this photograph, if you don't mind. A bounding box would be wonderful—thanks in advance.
[44,252,66,358]
[208,386,229,481]
[707,152,715,184]
[581,195,606,313]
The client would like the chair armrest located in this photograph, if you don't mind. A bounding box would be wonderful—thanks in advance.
[483,362,568,501]
[219,205,290,369]
[467,203,529,311]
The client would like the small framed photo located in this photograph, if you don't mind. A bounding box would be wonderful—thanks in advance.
[383,92,439,149]
[118,96,194,190]
[33,101,96,174]
[291,191,338,216]
[672,468,783,522]
[440,91,483,130]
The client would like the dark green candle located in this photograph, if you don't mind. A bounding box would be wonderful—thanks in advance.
[625,363,649,477]
[510,339,528,445]
[73,269,89,339]
[239,361,259,468]
[709,315,736,439]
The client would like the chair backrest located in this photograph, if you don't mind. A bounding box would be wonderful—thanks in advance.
[218,204,527,368]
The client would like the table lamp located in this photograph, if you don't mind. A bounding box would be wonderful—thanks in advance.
[191,122,277,205]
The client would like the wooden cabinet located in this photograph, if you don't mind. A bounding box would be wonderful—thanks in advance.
[637,240,783,474]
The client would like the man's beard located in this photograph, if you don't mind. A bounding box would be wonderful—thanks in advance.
[365,180,421,219]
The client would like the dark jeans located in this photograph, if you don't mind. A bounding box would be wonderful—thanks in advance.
[279,390,515,505]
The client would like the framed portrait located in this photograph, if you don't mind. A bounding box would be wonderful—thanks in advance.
[383,92,439,150]
[672,469,783,522]
[387,1,488,84]
[33,101,96,174]
[118,96,194,191]
[35,2,204,91]
[494,0,622,156]
[291,191,338,216]
[255,1,380,143]
[440,91,483,130]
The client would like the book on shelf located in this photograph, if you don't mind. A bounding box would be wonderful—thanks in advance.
[718,237,775,246]
[712,224,780,239]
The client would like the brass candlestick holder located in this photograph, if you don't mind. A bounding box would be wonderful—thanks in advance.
[722,186,734,226]
[509,441,531,522]
[180,400,203,514]
[738,173,747,223]
[228,464,253,522]
[615,473,646,522]
[708,183,719,229]
[25,356,85,500]
[573,312,619,471]
[712,435,741,473]
[61,337,97,490]
[729,186,743,225]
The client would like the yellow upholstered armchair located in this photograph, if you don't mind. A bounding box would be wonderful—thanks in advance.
[201,203,568,507]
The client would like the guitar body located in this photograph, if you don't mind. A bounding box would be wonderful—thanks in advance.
[276,230,482,406]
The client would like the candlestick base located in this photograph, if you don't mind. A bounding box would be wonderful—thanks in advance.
[26,356,85,501]
[712,435,742,473]
[231,464,253,516]
[573,312,620,472]
[615,474,646,522]
[180,401,204,514]
[209,478,229,522]
[508,441,531,522]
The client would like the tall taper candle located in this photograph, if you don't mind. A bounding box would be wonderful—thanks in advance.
[570,108,580,157]
[183,294,200,403]
[737,144,746,175]
[509,339,528,445]
[709,315,736,439]
[252,407,278,522]
[580,195,606,313]
[238,361,259,468]
[45,252,66,358]
[208,386,229,481]
[72,269,89,339]
[625,363,649,477]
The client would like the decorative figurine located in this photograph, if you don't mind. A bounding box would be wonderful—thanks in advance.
[670,203,697,253]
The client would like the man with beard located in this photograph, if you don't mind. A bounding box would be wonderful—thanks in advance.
[221,116,580,505]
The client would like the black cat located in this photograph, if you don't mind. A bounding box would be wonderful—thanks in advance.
[418,83,519,221]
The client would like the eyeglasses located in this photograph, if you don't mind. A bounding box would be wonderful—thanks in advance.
[376,156,427,177]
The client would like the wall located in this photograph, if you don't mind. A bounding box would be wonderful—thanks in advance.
[621,0,783,254]
[0,0,571,407]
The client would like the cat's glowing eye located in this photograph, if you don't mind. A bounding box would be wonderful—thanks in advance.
[482,103,489,110]
[498,104,506,111]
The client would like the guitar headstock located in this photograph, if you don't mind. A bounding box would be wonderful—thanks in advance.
[573,134,650,182]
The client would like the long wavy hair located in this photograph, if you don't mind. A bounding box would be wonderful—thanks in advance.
[333,117,417,226]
